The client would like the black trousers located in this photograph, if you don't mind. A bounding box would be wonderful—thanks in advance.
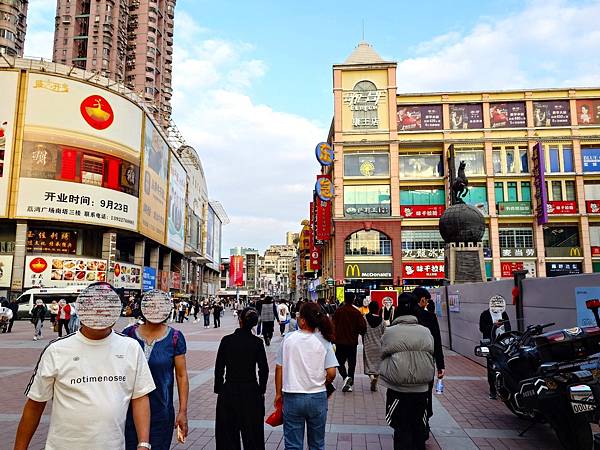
[58,319,69,337]
[7,318,15,332]
[335,344,357,380]
[215,383,265,450]
[261,321,274,343]
[487,358,496,395]
[386,389,428,450]
[279,322,286,335]
[426,381,434,419]
[213,314,221,328]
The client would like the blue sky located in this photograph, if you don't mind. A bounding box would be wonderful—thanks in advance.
[25,0,600,253]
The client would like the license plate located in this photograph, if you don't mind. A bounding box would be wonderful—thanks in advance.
[571,386,596,414]
[572,401,595,414]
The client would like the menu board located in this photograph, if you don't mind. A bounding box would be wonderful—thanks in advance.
[533,101,571,127]
[489,102,527,128]
[575,99,600,126]
[24,255,107,288]
[449,104,483,129]
[397,105,443,131]
[112,262,142,290]
[26,229,77,254]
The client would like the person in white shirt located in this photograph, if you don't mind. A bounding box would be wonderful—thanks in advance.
[13,282,155,450]
[277,300,290,336]
[275,302,338,450]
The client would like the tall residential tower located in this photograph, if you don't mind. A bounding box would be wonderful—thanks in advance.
[0,0,28,57]
[52,0,174,126]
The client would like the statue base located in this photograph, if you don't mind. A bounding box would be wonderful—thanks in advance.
[445,243,486,284]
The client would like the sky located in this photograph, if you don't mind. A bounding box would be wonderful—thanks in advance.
[24,0,600,253]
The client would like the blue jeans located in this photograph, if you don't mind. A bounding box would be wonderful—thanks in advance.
[283,391,328,450]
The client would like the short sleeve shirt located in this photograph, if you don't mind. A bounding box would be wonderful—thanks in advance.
[26,331,155,450]
[276,330,338,393]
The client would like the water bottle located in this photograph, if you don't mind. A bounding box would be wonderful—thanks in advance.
[435,378,444,394]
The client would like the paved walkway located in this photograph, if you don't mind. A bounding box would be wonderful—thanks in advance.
[0,313,563,449]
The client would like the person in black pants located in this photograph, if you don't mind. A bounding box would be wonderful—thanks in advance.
[260,296,276,346]
[479,304,511,399]
[214,307,268,450]
[7,298,18,333]
[213,302,222,328]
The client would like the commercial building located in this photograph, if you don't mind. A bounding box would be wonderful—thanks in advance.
[0,0,27,57]
[52,0,175,127]
[0,58,226,298]
[311,41,600,298]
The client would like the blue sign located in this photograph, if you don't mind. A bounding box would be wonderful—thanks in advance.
[575,287,600,327]
[142,267,157,292]
[315,176,334,202]
[582,148,600,173]
[315,142,334,167]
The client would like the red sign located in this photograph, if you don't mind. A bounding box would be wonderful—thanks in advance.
[316,199,332,241]
[159,270,170,291]
[370,290,398,308]
[401,205,445,219]
[501,262,523,278]
[592,247,600,257]
[402,262,445,279]
[80,95,114,130]
[229,255,244,287]
[172,272,181,290]
[310,246,321,271]
[547,201,577,214]
[587,200,600,214]
[29,257,48,274]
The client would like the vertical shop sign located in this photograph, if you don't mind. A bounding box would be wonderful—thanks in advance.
[532,142,548,225]
[315,198,332,241]
[229,255,244,287]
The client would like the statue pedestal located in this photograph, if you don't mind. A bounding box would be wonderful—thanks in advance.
[445,243,486,284]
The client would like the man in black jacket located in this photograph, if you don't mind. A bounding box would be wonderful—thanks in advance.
[479,300,512,399]
[412,287,445,429]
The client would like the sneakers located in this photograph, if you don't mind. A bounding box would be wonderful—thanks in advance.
[489,393,497,400]
[342,377,353,392]
[33,336,38,341]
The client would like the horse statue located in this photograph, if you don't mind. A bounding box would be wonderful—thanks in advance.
[451,161,469,204]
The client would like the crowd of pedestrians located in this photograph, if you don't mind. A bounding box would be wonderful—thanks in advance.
[12,284,446,450]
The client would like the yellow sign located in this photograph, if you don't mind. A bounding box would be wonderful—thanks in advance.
[359,160,375,176]
[346,264,360,278]
[336,286,345,304]
[570,247,582,257]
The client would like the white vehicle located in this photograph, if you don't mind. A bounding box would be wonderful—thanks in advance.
[15,286,87,319]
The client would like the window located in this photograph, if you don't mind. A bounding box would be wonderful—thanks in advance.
[585,183,600,200]
[499,228,534,248]
[495,181,531,203]
[399,152,443,178]
[492,145,528,174]
[462,185,488,214]
[345,230,392,256]
[545,144,574,173]
[547,180,576,201]
[344,153,389,177]
[400,188,445,205]
[544,226,579,247]
[454,148,485,175]
[590,226,600,247]
[344,185,391,217]
[401,229,445,250]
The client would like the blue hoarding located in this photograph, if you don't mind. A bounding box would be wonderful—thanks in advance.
[142,266,157,292]
[582,148,600,173]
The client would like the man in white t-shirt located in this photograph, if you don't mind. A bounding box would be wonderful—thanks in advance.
[14,283,156,450]
[277,300,290,336]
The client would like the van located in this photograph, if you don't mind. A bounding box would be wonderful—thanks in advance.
[16,286,87,319]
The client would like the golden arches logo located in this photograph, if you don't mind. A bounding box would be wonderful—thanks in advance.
[345,264,361,278]
[570,247,582,257]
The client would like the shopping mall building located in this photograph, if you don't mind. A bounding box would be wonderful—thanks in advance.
[311,42,600,298]
[0,58,227,298]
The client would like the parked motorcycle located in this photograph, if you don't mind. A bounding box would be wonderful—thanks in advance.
[475,299,600,450]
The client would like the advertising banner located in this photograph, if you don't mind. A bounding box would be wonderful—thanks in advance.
[140,118,169,243]
[142,266,157,291]
[166,154,186,253]
[206,206,215,259]
[172,272,181,290]
[575,287,600,327]
[397,105,443,131]
[24,255,107,288]
[575,100,600,125]
[400,205,445,218]
[370,290,398,308]
[26,229,77,254]
[345,204,391,217]
[449,104,483,129]
[489,102,527,128]
[592,246,600,256]
[532,143,548,225]
[310,246,321,271]
[0,71,19,217]
[229,255,244,287]
[501,261,523,278]
[587,201,600,214]
[112,262,142,290]
[315,198,331,241]
[315,142,334,166]
[546,262,582,277]
[344,262,393,280]
[500,247,536,257]
[533,101,571,127]
[402,248,444,260]
[315,175,334,202]
[402,262,445,279]
[498,201,532,216]
[547,201,577,214]
[545,247,583,258]
[0,255,13,288]
[158,270,170,291]
[448,294,460,312]
[582,148,600,173]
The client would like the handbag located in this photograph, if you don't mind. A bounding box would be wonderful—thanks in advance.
[265,398,283,427]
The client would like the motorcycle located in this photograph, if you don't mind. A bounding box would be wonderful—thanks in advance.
[475,299,600,450]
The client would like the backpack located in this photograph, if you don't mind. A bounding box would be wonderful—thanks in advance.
[125,325,180,351]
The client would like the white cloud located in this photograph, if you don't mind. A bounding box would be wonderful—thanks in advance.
[171,19,325,252]
[396,0,600,92]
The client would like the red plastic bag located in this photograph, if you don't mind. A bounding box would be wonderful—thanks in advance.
[265,398,283,427]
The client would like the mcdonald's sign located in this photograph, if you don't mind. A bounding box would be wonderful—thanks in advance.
[570,247,582,257]
[545,247,583,258]
[344,262,392,279]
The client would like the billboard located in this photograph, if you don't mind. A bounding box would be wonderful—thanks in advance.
[24,255,107,288]
[16,74,143,230]
[449,104,483,129]
[575,100,600,125]
[489,102,527,128]
[166,154,186,253]
[533,101,571,127]
[0,71,19,217]
[582,148,600,173]
[26,228,77,254]
[402,262,445,279]
[142,266,157,291]
[229,255,244,287]
[112,262,142,290]
[213,214,222,262]
[140,118,169,243]
[397,105,443,131]
[0,255,13,288]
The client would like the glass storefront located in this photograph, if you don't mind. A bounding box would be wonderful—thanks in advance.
[344,153,389,177]
[344,185,391,217]
[399,153,443,178]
